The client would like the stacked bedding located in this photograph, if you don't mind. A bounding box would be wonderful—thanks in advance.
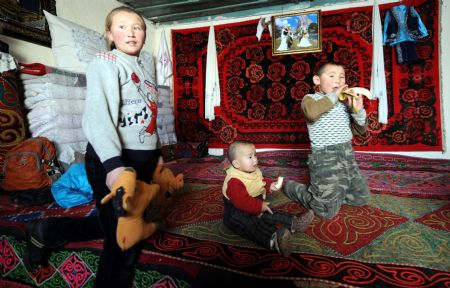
[20,65,88,165]
[157,85,177,146]
[19,56,174,164]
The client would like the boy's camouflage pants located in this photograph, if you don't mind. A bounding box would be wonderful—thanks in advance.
[286,142,370,219]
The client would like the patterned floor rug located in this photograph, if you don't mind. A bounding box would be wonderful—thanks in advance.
[1,152,449,287]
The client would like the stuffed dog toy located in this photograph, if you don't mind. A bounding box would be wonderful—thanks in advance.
[153,164,184,197]
[101,167,159,251]
[144,164,184,223]
[101,165,184,250]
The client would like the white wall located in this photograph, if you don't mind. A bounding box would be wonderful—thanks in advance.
[440,1,450,159]
[0,0,156,65]
[0,34,53,65]
[0,0,448,159]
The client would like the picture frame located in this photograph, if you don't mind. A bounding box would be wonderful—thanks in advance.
[272,10,321,56]
[0,0,56,47]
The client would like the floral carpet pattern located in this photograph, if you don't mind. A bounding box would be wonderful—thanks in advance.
[172,0,442,151]
[1,152,449,287]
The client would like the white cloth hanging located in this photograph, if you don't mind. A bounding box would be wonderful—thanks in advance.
[0,52,18,73]
[204,24,221,121]
[156,29,173,86]
[256,16,272,41]
[370,0,388,124]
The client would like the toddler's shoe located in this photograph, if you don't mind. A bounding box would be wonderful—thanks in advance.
[276,227,293,257]
[291,210,314,232]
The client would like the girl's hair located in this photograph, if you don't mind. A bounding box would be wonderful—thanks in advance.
[105,6,146,50]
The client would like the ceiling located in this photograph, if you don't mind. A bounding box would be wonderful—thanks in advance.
[118,0,316,24]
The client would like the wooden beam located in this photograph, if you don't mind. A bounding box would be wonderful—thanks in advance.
[117,0,313,23]
[141,1,295,22]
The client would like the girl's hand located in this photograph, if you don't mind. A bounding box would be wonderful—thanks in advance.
[106,167,126,190]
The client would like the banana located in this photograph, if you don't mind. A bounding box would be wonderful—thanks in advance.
[338,87,374,101]
[274,176,283,190]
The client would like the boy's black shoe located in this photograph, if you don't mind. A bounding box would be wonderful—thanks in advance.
[24,218,66,273]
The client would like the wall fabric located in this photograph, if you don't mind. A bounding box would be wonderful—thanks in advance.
[172,0,441,152]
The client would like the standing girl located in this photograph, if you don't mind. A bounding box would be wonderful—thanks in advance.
[82,6,161,287]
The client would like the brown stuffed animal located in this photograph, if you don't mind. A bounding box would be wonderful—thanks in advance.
[101,165,184,251]
[152,164,184,197]
[144,164,185,224]
[101,167,161,251]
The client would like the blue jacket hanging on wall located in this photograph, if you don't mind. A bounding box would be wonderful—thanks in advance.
[383,4,428,64]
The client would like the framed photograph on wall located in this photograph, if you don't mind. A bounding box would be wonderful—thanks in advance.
[272,10,321,56]
[0,0,56,47]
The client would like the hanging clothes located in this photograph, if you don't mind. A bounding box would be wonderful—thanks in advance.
[395,41,418,64]
[256,16,272,42]
[204,24,221,121]
[383,4,428,64]
[371,0,388,124]
[156,29,173,86]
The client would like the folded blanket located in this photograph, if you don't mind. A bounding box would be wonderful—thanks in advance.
[158,132,177,146]
[157,114,175,125]
[158,107,174,115]
[158,124,175,134]
[24,83,86,98]
[157,97,173,106]
[29,114,82,130]
[157,121,177,146]
[24,94,83,108]
[26,100,84,123]
[19,64,89,165]
[30,126,86,144]
[20,65,87,87]
[25,99,85,112]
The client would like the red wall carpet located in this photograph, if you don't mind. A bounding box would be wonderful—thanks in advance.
[172,0,441,152]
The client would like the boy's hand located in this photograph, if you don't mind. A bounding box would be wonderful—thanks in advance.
[334,84,348,97]
[346,91,364,113]
[352,93,364,112]
[261,201,273,214]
